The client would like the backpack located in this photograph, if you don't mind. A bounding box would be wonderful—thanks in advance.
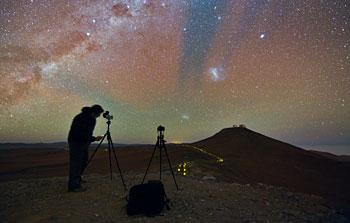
[126,180,170,216]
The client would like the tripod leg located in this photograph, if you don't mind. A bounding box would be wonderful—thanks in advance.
[107,133,113,180]
[159,139,162,181]
[109,136,127,191]
[162,141,179,190]
[142,138,159,184]
[81,133,107,175]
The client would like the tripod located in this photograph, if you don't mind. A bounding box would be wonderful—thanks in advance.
[142,126,179,190]
[80,120,126,191]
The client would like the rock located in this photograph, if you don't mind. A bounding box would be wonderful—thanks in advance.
[50,215,58,221]
[202,176,216,181]
[284,210,299,216]
[258,183,264,187]
[316,213,324,217]
[287,192,293,197]
[242,218,252,222]
[263,201,270,206]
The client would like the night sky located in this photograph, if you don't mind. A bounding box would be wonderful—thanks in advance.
[0,0,349,146]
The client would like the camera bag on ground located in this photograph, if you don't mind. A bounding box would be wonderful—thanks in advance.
[126,180,170,216]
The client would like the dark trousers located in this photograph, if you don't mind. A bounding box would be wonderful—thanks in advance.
[68,142,89,190]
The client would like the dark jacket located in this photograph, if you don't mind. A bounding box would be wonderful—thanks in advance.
[68,107,96,143]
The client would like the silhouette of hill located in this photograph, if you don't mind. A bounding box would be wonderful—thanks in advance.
[0,142,146,149]
[309,150,350,162]
[0,142,68,149]
[192,127,350,206]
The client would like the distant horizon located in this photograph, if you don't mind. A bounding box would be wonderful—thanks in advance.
[1,141,349,146]
[299,145,350,156]
[1,126,349,146]
[0,141,349,156]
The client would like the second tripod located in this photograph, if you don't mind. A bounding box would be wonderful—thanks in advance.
[81,119,126,191]
[142,126,179,190]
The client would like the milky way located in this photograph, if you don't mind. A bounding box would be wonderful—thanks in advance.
[0,0,349,146]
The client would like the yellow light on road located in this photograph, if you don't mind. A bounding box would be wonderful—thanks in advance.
[183,145,223,163]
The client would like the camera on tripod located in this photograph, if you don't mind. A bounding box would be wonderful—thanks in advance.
[157,125,165,132]
[103,111,113,120]
[142,125,178,190]
[81,110,126,190]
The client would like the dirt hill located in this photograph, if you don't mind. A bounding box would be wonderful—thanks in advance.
[192,127,350,206]
[309,150,350,162]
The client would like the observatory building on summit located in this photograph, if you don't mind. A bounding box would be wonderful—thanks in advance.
[233,124,246,128]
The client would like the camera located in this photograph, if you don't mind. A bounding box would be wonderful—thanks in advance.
[157,125,165,132]
[103,111,113,120]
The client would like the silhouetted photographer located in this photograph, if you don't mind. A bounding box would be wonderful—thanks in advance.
[67,104,104,192]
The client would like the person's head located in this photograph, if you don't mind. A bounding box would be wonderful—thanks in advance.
[90,104,104,118]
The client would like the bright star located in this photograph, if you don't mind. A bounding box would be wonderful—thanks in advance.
[182,114,190,120]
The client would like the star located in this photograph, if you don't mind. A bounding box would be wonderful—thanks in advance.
[182,114,190,120]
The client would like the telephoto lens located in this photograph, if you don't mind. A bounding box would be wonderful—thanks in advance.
[103,111,113,120]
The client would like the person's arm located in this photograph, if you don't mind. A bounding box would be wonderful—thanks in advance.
[94,136,103,141]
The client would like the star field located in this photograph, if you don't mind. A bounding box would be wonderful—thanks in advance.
[0,0,349,146]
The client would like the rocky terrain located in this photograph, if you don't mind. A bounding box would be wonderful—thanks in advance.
[0,171,348,223]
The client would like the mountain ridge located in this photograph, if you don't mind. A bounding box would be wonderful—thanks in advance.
[191,127,350,206]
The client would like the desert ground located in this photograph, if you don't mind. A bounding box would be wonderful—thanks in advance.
[1,128,350,222]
